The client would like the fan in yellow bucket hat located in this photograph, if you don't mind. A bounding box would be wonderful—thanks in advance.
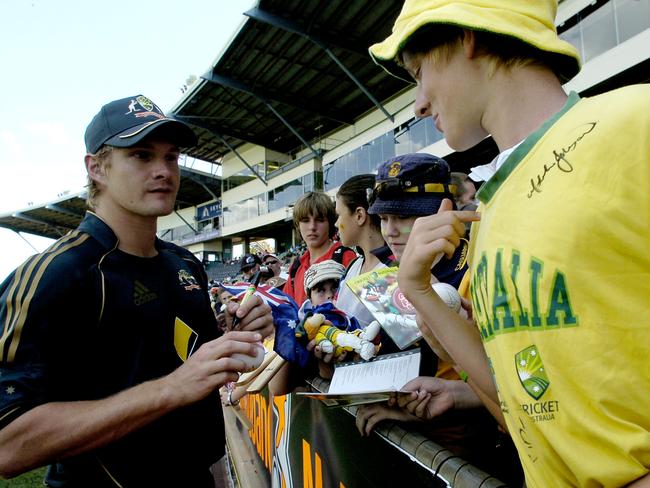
[369,0,580,82]
[379,2,650,488]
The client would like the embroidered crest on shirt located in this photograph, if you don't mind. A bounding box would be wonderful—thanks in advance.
[178,269,201,291]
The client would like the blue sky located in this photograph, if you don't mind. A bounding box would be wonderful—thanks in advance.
[0,0,251,280]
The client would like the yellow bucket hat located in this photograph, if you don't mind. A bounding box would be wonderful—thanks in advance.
[369,0,581,82]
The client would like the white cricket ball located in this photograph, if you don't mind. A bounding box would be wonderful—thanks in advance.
[431,282,461,313]
[231,343,265,372]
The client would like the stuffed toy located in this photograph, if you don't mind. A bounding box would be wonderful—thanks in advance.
[296,312,380,360]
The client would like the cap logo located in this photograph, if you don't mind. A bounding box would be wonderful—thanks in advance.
[136,95,154,112]
[388,161,401,177]
[125,96,163,120]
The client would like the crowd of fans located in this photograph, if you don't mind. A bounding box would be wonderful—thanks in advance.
[1,1,647,486]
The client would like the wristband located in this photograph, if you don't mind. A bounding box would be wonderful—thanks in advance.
[228,390,240,406]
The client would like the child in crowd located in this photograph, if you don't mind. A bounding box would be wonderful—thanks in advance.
[283,191,357,305]
[301,259,345,309]
[295,260,379,363]
[334,174,396,329]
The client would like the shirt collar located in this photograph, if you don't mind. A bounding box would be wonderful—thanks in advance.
[78,211,119,250]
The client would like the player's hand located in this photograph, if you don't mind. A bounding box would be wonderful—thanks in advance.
[164,331,262,407]
[355,403,420,437]
[225,294,274,338]
[390,377,461,420]
[398,199,479,296]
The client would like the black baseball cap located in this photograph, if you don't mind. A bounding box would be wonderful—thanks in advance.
[84,95,197,154]
[240,254,262,272]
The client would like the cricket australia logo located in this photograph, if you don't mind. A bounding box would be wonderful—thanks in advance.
[178,269,201,291]
[515,345,549,400]
[136,95,154,112]
[127,95,163,119]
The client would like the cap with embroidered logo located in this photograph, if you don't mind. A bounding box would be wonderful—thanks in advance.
[368,153,456,216]
[240,254,262,272]
[84,95,197,154]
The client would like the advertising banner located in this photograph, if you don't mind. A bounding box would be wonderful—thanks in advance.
[196,200,222,221]
[239,390,446,488]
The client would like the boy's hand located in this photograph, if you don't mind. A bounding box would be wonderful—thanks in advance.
[398,199,479,296]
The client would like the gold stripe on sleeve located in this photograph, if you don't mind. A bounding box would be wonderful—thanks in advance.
[1,231,81,360]
[2,232,89,363]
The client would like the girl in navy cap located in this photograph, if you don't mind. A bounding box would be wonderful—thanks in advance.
[355,154,518,480]
[367,153,466,287]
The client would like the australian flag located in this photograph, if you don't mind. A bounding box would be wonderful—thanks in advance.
[217,283,308,366]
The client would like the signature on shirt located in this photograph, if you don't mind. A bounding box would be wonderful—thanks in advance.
[527,122,597,198]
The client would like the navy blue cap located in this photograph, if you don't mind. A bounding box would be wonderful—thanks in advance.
[368,153,456,216]
[84,95,197,154]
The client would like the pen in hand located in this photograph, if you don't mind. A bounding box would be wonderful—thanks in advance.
[228,269,267,371]
[230,268,265,330]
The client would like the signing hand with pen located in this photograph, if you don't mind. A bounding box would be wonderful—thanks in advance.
[224,294,274,339]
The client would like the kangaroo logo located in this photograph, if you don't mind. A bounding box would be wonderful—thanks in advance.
[125,99,139,114]
[515,345,550,400]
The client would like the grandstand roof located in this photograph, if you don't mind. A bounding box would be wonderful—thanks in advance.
[0,192,87,240]
[171,0,411,163]
[0,166,221,239]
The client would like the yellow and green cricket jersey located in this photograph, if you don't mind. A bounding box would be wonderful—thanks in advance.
[468,85,650,487]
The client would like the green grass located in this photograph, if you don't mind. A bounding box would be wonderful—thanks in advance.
[3,467,46,487]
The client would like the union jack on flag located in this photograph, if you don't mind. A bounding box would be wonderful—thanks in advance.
[218,282,297,309]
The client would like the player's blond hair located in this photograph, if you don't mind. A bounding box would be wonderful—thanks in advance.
[85,145,112,210]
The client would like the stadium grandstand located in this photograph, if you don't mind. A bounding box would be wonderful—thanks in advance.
[162,0,650,282]
[4,0,648,284]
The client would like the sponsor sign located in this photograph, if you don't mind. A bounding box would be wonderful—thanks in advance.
[196,201,222,221]
[238,389,445,488]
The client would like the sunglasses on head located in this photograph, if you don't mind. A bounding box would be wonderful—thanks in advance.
[369,162,456,202]
[264,259,279,265]
[371,178,456,202]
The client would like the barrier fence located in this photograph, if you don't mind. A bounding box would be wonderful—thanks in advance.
[228,380,510,488]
